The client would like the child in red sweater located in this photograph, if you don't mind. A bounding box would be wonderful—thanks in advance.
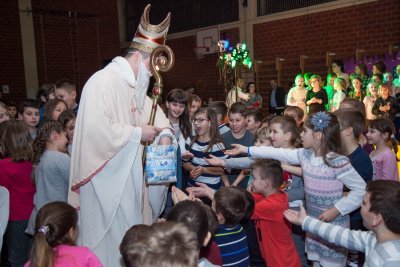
[0,121,35,266]
[250,159,301,267]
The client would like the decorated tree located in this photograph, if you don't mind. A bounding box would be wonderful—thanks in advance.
[217,40,252,99]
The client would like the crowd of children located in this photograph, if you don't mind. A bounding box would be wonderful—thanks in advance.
[0,63,400,267]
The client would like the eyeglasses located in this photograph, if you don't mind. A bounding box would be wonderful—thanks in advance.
[193,118,209,124]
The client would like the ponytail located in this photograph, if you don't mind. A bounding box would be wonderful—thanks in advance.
[29,229,55,267]
[29,202,77,267]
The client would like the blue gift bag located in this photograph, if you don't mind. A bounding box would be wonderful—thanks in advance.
[144,136,177,184]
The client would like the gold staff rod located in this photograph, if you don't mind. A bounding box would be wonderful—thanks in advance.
[149,45,175,125]
[142,45,175,165]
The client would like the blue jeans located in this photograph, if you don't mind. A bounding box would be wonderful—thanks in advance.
[5,220,31,267]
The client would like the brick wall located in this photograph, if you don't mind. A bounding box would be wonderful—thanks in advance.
[254,0,400,111]
[0,0,120,103]
[0,1,26,102]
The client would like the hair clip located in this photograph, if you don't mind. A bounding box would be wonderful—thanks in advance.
[311,111,331,132]
[38,225,49,235]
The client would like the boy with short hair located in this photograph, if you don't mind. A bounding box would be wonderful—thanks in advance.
[334,109,373,182]
[208,101,230,135]
[213,187,249,267]
[284,180,400,267]
[54,79,79,113]
[251,159,301,267]
[335,108,373,266]
[190,94,202,120]
[121,221,199,267]
[246,109,262,135]
[167,200,221,267]
[5,101,18,121]
[222,102,254,188]
[18,99,40,139]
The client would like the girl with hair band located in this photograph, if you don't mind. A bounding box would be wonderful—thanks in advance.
[0,121,35,266]
[224,111,366,267]
[183,108,227,194]
[26,121,71,234]
[26,202,102,267]
[366,117,399,181]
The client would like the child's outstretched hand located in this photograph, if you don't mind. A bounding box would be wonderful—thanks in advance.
[283,205,307,226]
[204,154,225,167]
[224,144,248,156]
[171,186,188,204]
[186,182,215,200]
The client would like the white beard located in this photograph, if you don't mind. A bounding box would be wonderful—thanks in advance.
[135,60,151,111]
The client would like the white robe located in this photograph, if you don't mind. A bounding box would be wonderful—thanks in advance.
[68,56,172,266]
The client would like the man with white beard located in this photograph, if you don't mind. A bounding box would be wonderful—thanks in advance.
[68,5,173,266]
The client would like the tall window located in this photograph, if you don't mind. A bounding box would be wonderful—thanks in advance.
[125,0,239,39]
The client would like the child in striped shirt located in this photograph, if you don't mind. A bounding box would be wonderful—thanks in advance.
[183,108,227,191]
[213,187,249,267]
[284,180,400,267]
